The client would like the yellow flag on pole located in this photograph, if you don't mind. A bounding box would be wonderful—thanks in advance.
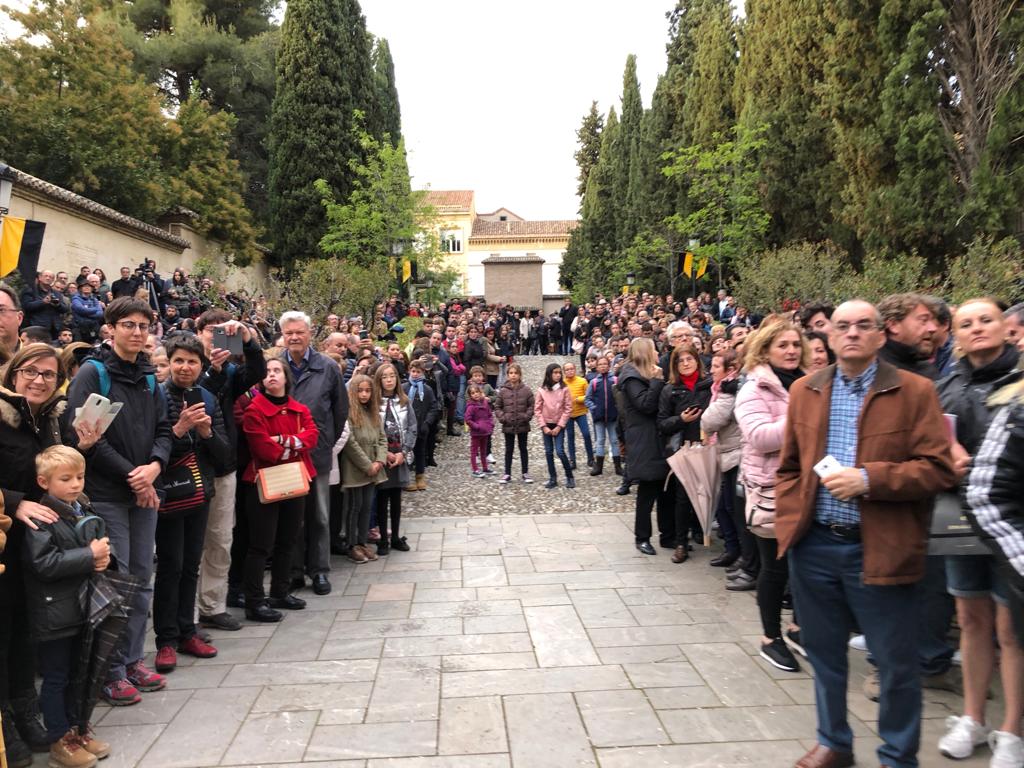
[696,254,709,279]
[682,252,693,278]
[402,258,412,283]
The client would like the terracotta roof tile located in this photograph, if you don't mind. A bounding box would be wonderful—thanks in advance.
[11,166,191,249]
[423,190,474,212]
[470,218,578,239]
[480,254,546,263]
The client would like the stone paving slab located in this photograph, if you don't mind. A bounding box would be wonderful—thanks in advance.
[57,355,993,768]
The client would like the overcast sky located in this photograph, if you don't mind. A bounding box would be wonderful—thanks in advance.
[358,0,678,221]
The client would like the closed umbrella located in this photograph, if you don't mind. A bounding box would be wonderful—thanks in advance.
[666,441,721,547]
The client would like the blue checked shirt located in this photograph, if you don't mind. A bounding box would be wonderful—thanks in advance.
[815,361,877,526]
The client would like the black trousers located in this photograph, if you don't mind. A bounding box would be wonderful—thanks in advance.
[755,535,789,639]
[376,486,403,542]
[670,476,701,547]
[426,421,439,464]
[329,482,345,545]
[153,504,209,646]
[243,484,304,603]
[0,600,37,704]
[228,474,248,596]
[634,477,675,544]
[413,434,428,475]
[503,432,529,475]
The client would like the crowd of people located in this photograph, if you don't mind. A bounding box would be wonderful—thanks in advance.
[0,260,1023,768]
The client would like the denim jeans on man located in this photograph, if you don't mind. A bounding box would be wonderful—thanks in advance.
[789,525,922,768]
[92,501,158,681]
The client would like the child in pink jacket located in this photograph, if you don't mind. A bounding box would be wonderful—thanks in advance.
[534,362,574,488]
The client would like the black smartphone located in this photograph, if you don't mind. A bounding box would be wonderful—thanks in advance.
[212,325,244,355]
[183,387,204,408]
[359,329,369,340]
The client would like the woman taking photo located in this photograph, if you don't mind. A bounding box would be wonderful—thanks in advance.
[735,317,808,673]
[374,363,416,555]
[152,335,229,673]
[936,299,1023,763]
[240,358,318,622]
[0,344,98,764]
[618,337,672,555]
[657,344,712,563]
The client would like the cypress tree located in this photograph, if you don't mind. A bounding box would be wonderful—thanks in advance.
[268,0,376,269]
[680,0,737,148]
[371,37,402,144]
[616,55,644,249]
[574,101,604,203]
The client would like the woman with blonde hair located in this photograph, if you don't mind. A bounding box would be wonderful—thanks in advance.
[735,316,809,672]
[618,337,673,555]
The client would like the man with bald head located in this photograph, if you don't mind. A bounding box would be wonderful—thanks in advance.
[775,300,956,768]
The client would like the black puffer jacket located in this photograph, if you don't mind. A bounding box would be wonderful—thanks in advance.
[63,346,172,503]
[162,381,231,498]
[22,494,98,641]
[617,363,667,482]
[657,376,713,451]
[937,345,1021,455]
[0,386,67,608]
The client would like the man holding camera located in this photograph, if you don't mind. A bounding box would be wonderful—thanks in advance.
[20,270,68,340]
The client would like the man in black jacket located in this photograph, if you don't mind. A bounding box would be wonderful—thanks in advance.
[194,309,266,630]
[64,297,172,706]
[20,270,68,340]
[111,266,139,299]
[462,324,486,371]
[559,298,577,355]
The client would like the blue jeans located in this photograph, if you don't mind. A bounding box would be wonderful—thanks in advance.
[92,501,157,682]
[455,375,467,422]
[565,415,593,464]
[593,420,619,458]
[542,429,572,480]
[788,525,921,768]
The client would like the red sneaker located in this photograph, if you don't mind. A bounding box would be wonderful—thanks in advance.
[102,679,141,706]
[154,645,177,673]
[126,661,166,692]
[178,635,218,659]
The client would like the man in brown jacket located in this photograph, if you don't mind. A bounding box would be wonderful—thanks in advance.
[776,300,955,768]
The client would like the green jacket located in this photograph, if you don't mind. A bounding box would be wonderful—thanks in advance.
[340,417,387,489]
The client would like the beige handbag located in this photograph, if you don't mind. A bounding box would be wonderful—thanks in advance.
[256,461,310,504]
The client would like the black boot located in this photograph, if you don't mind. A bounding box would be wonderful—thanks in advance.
[10,695,49,752]
[615,478,630,495]
[2,707,34,767]
[589,457,604,476]
[612,457,623,476]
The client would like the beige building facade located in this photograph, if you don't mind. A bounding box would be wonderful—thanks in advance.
[424,190,576,311]
[4,166,268,291]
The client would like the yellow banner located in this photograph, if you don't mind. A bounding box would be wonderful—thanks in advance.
[0,216,26,277]
[401,258,412,283]
[682,251,693,278]
[696,254,709,279]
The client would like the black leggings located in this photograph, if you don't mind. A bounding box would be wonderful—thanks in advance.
[243,485,304,603]
[376,486,403,542]
[503,432,529,475]
[755,535,791,639]
[634,477,675,543]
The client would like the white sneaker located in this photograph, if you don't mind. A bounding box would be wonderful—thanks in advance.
[938,715,989,760]
[848,634,868,652]
[487,453,495,464]
[989,730,1024,768]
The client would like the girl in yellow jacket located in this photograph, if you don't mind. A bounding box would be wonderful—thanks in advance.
[562,363,594,471]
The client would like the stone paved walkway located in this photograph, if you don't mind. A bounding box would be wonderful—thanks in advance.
[47,357,1001,768]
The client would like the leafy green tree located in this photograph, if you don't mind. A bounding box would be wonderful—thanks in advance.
[573,101,603,202]
[944,235,1024,305]
[370,37,402,145]
[268,0,376,270]
[0,0,170,220]
[164,93,262,266]
[732,241,854,311]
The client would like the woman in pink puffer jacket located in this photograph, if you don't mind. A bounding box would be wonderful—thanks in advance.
[734,317,809,674]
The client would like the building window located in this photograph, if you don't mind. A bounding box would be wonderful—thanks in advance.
[499,215,508,221]
[441,230,462,253]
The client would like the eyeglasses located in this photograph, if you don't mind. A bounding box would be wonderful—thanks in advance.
[116,321,151,333]
[833,320,881,333]
[0,307,22,315]
[16,367,59,382]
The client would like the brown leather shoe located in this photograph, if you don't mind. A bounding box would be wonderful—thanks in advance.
[671,545,688,563]
[795,743,854,768]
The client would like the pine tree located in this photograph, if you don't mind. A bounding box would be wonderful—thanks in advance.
[267,0,376,269]
[371,37,402,145]
[573,102,604,202]
[734,0,843,246]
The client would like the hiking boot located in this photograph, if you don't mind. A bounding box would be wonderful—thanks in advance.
[10,694,49,752]
[199,612,242,631]
[154,645,177,673]
[416,473,427,490]
[760,637,801,672]
[76,726,110,759]
[101,679,141,707]
[938,715,989,760]
[2,706,34,767]
[178,635,218,659]
[48,730,97,768]
[126,661,166,692]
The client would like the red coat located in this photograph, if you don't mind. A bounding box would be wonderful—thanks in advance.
[241,391,319,483]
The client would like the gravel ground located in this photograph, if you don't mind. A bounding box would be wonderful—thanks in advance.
[403,354,636,517]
